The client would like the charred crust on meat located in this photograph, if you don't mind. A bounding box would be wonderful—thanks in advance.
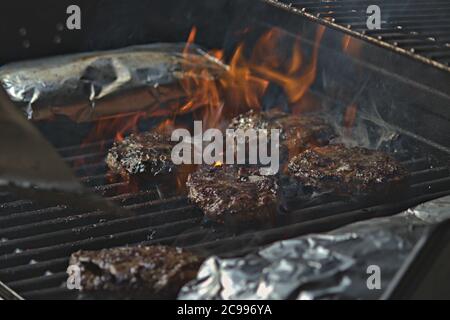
[228,109,336,156]
[288,144,408,195]
[186,164,279,226]
[106,131,175,179]
[68,245,202,298]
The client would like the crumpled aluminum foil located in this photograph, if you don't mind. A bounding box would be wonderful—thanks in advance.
[0,43,225,122]
[179,195,450,300]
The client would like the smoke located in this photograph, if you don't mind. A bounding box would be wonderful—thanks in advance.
[331,102,400,150]
[322,78,401,151]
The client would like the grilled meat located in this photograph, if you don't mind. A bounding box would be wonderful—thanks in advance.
[106,131,175,179]
[228,109,335,160]
[288,144,408,195]
[186,164,279,226]
[68,245,202,298]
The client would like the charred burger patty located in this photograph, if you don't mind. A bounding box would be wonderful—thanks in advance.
[186,165,279,225]
[106,131,174,178]
[228,109,335,158]
[288,144,408,195]
[68,245,202,297]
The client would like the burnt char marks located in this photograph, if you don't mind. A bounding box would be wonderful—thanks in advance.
[106,131,175,179]
[186,165,279,226]
[228,109,335,159]
[288,144,408,195]
[69,245,202,298]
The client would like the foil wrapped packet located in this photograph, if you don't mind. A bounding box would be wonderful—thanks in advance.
[179,195,450,300]
[0,43,225,122]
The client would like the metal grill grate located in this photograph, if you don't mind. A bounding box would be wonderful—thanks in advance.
[270,0,450,69]
[0,138,449,299]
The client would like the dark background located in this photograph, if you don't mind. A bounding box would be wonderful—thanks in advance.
[0,0,249,65]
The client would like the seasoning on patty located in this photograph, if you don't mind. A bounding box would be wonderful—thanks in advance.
[228,109,335,161]
[106,131,175,179]
[186,164,279,226]
[68,245,202,298]
[288,144,408,195]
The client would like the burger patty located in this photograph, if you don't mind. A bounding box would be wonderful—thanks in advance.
[227,109,335,159]
[106,131,175,178]
[68,245,202,298]
[288,144,408,195]
[186,165,279,225]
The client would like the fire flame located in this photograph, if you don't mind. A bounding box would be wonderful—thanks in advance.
[342,34,363,56]
[170,25,326,131]
[250,26,325,105]
[77,25,327,178]
[213,161,223,168]
[341,35,362,139]
[343,103,358,138]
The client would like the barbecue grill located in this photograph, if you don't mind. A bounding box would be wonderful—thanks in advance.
[0,0,449,300]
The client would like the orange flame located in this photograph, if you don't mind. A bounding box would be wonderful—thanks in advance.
[82,25,325,142]
[178,27,225,129]
[213,161,223,168]
[221,43,270,112]
[341,35,361,139]
[76,25,327,186]
[343,103,358,137]
[74,112,145,171]
[179,25,327,129]
[81,112,145,149]
[186,26,197,48]
[251,25,325,104]
[342,34,363,56]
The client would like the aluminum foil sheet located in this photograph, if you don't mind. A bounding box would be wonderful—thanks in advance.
[0,43,225,122]
[179,195,450,300]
